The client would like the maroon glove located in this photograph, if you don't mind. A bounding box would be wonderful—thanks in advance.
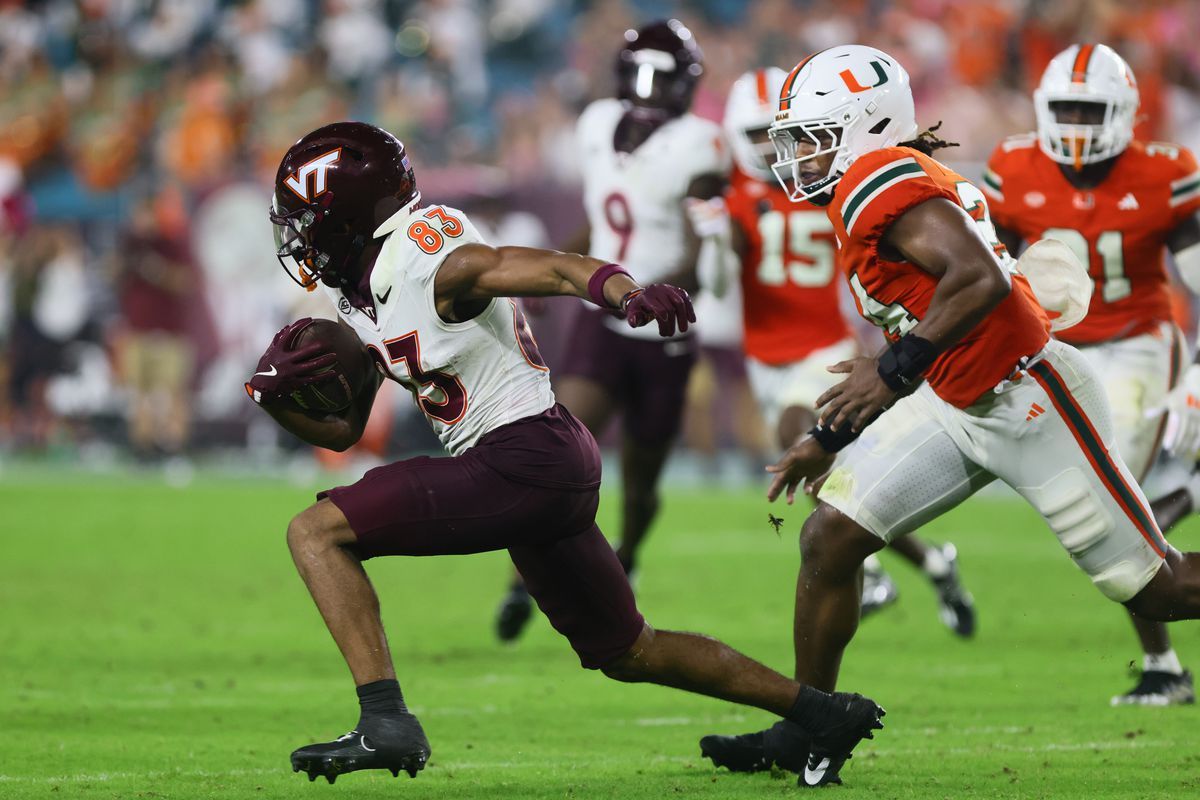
[244,318,338,405]
[621,284,696,337]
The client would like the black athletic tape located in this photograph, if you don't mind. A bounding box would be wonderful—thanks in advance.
[809,422,862,453]
[877,335,937,393]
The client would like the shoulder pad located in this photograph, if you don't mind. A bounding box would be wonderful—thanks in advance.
[1001,133,1038,152]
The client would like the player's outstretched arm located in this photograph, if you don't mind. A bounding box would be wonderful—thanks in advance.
[434,243,695,336]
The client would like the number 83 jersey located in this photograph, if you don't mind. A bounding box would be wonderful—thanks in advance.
[984,136,1200,345]
[328,203,555,456]
[577,98,729,339]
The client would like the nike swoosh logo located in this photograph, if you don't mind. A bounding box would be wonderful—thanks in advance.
[375,287,393,304]
[254,365,278,377]
[360,736,376,753]
[803,757,830,785]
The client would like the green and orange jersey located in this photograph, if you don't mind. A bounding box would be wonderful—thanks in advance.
[827,146,1050,409]
[984,136,1200,345]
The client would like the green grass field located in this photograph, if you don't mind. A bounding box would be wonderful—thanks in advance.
[3,475,1199,799]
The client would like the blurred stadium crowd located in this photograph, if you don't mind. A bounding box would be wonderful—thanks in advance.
[2,0,1199,465]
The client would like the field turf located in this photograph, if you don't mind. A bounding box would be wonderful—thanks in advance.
[2,475,1199,798]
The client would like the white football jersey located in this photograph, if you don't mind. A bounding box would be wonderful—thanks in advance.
[327,204,555,456]
[577,98,730,339]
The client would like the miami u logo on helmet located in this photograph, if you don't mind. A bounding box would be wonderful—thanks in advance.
[284,148,341,202]
[839,61,889,94]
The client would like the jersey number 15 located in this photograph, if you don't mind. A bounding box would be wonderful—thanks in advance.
[756,210,836,287]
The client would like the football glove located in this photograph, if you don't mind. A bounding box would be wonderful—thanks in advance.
[1163,364,1200,459]
[622,284,696,337]
[245,318,338,405]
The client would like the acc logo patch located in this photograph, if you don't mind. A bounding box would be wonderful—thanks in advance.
[1023,191,1046,208]
[338,296,352,315]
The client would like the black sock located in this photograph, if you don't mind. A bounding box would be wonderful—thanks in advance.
[357,679,408,721]
[786,685,835,727]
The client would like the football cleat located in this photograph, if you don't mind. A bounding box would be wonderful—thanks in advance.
[798,693,886,788]
[931,543,976,638]
[495,584,534,643]
[699,719,810,773]
[860,564,899,619]
[1111,669,1195,706]
[290,714,430,784]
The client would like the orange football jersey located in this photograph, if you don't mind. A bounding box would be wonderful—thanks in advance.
[829,147,1050,409]
[984,136,1200,345]
[728,166,851,364]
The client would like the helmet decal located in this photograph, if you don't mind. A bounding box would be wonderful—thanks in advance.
[839,61,889,94]
[283,148,342,203]
[1070,44,1095,83]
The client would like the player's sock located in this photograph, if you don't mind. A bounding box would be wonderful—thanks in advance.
[921,545,951,580]
[1144,649,1184,676]
[357,678,409,720]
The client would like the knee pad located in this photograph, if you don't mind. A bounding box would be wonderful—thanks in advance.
[1027,468,1112,559]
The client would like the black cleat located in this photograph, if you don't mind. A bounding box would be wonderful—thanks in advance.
[797,692,885,788]
[700,719,810,773]
[931,543,976,638]
[1111,669,1195,706]
[495,585,534,643]
[290,713,430,783]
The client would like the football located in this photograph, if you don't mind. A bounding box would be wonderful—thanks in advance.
[287,318,371,414]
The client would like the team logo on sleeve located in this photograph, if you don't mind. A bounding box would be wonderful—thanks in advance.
[284,148,342,202]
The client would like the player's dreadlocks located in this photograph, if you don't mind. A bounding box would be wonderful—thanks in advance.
[898,121,959,156]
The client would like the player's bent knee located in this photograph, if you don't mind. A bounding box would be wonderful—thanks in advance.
[1126,551,1200,621]
[799,504,881,575]
[286,500,356,556]
[600,625,656,683]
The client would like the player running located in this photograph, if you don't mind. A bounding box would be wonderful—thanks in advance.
[494,19,735,641]
[984,44,1200,705]
[700,45,1200,782]
[251,120,884,786]
[721,66,976,635]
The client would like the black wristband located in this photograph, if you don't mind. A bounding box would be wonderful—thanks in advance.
[809,422,862,453]
[877,334,937,393]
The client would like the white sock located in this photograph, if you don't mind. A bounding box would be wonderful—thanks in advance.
[863,554,884,575]
[922,546,951,579]
[1144,649,1184,675]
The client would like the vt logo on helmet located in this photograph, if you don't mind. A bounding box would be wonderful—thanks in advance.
[270,122,420,291]
[769,46,918,203]
[1034,43,1138,171]
[283,149,342,203]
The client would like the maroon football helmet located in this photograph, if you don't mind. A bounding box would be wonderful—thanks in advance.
[615,19,703,118]
[270,121,419,290]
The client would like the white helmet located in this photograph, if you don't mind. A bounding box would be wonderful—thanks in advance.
[769,45,919,202]
[723,67,788,181]
[1034,43,1138,169]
